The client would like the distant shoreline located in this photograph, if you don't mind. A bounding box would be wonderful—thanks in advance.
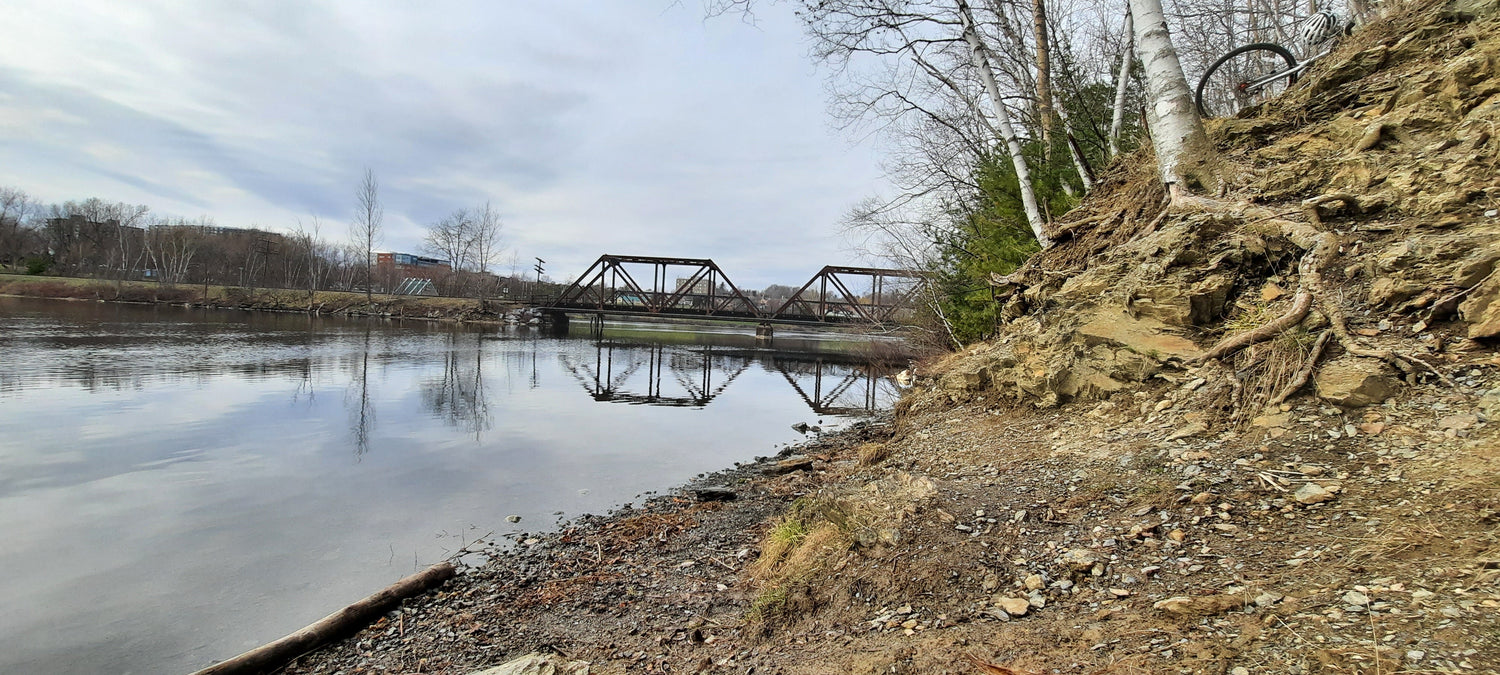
[0,273,517,324]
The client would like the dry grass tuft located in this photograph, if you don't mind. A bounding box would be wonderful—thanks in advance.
[747,473,937,623]
[857,442,892,466]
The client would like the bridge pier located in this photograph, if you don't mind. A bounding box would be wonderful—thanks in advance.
[755,322,775,343]
[539,309,570,336]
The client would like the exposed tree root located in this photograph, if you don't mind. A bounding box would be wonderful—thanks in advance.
[1268,329,1332,407]
[1321,295,1459,387]
[1301,192,1363,226]
[1190,196,1457,396]
[1198,290,1315,363]
[1196,213,1332,363]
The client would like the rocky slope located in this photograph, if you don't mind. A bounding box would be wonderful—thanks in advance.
[940,0,1499,415]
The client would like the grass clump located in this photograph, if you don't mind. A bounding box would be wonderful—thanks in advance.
[856,442,892,467]
[745,474,937,625]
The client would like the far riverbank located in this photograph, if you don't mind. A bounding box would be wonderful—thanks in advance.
[0,273,516,323]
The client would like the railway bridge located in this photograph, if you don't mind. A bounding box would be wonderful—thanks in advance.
[541,254,925,336]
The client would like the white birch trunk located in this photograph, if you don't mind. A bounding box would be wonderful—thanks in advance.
[1108,11,1133,159]
[957,0,1052,248]
[1129,0,1219,197]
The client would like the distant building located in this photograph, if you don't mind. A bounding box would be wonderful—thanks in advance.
[373,251,451,281]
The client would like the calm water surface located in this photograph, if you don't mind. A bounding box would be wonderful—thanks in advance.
[0,297,899,674]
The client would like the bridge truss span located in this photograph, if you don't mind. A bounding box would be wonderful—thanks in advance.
[549,254,925,327]
[768,265,925,325]
[550,255,762,319]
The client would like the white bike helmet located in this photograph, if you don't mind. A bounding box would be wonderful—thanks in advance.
[1299,11,1346,47]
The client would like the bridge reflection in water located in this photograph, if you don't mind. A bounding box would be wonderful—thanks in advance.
[558,339,901,414]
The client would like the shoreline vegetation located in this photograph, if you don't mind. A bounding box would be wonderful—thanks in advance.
[0,273,518,323]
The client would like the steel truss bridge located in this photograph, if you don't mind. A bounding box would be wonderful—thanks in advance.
[547,254,925,328]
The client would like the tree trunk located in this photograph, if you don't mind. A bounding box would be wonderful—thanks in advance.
[1031,0,1054,153]
[1129,0,1218,199]
[1109,11,1133,159]
[1055,101,1095,191]
[958,0,1052,248]
[191,563,455,675]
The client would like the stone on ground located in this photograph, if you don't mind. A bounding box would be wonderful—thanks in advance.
[1314,357,1401,407]
[468,653,590,675]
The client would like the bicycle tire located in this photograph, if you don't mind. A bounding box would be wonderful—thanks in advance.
[1195,43,1298,118]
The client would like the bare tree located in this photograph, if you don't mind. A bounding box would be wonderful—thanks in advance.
[1108,11,1134,158]
[424,208,473,296]
[469,201,505,300]
[351,169,384,301]
[291,216,327,301]
[958,0,1052,247]
[145,217,204,285]
[0,187,33,266]
[1031,0,1056,151]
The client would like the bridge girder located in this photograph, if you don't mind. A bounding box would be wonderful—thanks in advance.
[548,254,925,327]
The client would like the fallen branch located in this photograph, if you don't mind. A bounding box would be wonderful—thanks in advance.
[190,562,457,675]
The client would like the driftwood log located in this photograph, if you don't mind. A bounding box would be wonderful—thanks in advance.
[191,562,457,675]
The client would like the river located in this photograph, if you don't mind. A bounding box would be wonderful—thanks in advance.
[0,296,901,674]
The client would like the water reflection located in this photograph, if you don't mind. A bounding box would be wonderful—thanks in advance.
[0,302,902,434]
[421,333,492,439]
[557,339,899,414]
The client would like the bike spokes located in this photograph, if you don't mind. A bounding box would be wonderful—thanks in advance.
[1196,43,1299,118]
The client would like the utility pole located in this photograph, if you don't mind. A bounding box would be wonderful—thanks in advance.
[533,257,545,301]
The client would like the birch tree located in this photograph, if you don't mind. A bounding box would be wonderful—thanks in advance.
[958,0,1051,247]
[1108,11,1134,158]
[145,217,202,285]
[291,216,327,300]
[1130,0,1218,199]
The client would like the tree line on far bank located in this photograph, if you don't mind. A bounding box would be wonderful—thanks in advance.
[0,172,532,302]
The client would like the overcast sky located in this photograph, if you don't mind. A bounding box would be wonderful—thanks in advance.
[0,1,888,288]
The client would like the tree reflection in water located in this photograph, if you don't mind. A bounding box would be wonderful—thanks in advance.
[420,332,491,440]
[346,327,375,457]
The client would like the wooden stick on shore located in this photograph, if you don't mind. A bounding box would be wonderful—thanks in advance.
[190,562,457,675]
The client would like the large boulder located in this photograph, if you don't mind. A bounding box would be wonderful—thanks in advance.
[468,653,590,675]
[1460,273,1500,339]
[1315,357,1402,407]
[1076,310,1203,360]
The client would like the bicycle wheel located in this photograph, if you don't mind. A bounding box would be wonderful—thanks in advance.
[1195,43,1298,118]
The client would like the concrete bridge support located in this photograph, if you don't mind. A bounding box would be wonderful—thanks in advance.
[539,309,570,336]
[755,322,775,344]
